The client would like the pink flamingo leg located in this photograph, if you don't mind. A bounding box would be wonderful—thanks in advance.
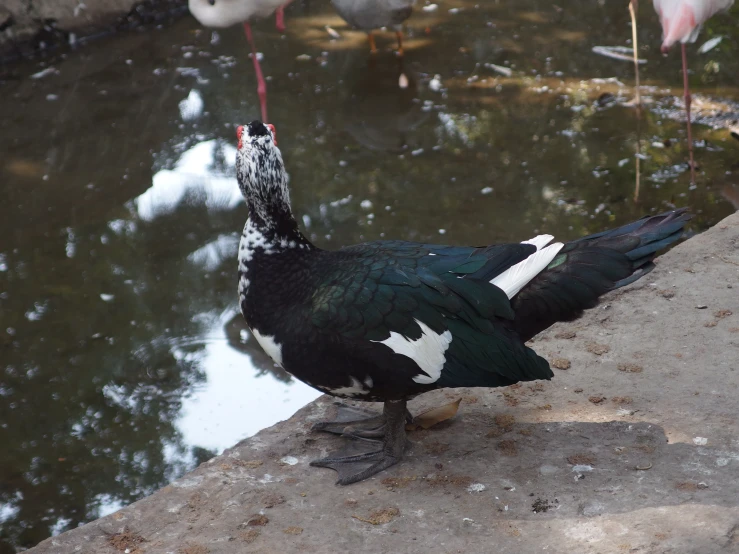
[243,22,269,123]
[275,7,286,33]
[681,43,696,185]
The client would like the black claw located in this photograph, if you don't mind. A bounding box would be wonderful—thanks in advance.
[309,399,410,484]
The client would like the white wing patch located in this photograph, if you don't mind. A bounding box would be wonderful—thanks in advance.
[251,328,283,367]
[374,319,453,384]
[522,234,554,250]
[490,235,564,299]
[329,376,371,397]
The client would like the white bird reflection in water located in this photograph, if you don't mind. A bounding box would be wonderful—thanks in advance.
[175,310,321,453]
[136,139,243,221]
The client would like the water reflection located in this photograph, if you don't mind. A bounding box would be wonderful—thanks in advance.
[341,55,427,152]
[177,311,318,452]
[1,1,738,551]
[138,139,242,221]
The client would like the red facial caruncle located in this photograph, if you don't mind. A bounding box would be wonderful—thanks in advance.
[236,125,244,150]
[267,124,277,146]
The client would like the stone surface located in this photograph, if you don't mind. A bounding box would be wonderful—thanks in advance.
[29,212,739,553]
[0,0,186,57]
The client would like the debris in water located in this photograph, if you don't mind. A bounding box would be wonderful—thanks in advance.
[698,36,722,54]
[30,67,58,79]
[325,25,341,39]
[485,63,512,77]
[592,46,646,64]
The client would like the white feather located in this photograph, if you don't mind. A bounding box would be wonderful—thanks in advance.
[251,328,283,366]
[522,234,554,250]
[328,376,371,397]
[374,319,452,384]
[490,238,564,299]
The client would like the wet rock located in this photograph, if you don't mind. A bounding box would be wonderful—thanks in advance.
[0,0,187,59]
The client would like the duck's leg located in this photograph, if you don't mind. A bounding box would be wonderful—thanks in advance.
[243,22,269,122]
[275,6,286,32]
[681,43,696,185]
[312,407,386,439]
[310,399,410,485]
[312,403,412,440]
[368,31,378,55]
[395,30,404,57]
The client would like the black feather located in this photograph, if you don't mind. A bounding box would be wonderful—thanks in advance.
[512,209,692,341]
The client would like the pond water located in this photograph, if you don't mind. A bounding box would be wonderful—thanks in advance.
[1,0,738,550]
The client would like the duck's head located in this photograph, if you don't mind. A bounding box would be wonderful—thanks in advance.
[189,0,260,28]
[235,121,291,223]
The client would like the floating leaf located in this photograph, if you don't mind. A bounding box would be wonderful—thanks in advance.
[591,46,646,64]
[406,398,461,430]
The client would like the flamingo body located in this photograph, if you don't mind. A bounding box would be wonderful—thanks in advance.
[653,0,734,51]
[188,0,288,28]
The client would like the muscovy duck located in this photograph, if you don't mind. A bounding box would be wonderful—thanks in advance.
[235,121,691,484]
[652,0,735,184]
[330,0,416,56]
[188,0,292,121]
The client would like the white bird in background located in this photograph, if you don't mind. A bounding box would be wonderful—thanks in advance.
[188,0,292,122]
[652,0,735,184]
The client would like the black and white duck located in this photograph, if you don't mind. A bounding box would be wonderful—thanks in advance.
[235,120,691,484]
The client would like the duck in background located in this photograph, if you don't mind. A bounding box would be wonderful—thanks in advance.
[341,58,427,152]
[330,0,416,56]
[188,0,293,122]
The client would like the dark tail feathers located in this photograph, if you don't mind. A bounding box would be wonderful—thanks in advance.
[573,208,693,288]
[511,208,692,341]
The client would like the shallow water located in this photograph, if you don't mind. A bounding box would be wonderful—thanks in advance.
[1,0,738,550]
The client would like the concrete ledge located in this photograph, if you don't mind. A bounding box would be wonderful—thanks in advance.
[30,212,739,553]
[0,0,187,59]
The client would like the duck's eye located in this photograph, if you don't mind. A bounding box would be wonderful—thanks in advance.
[208,0,215,5]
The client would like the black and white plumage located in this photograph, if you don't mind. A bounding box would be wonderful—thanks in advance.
[235,121,692,484]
